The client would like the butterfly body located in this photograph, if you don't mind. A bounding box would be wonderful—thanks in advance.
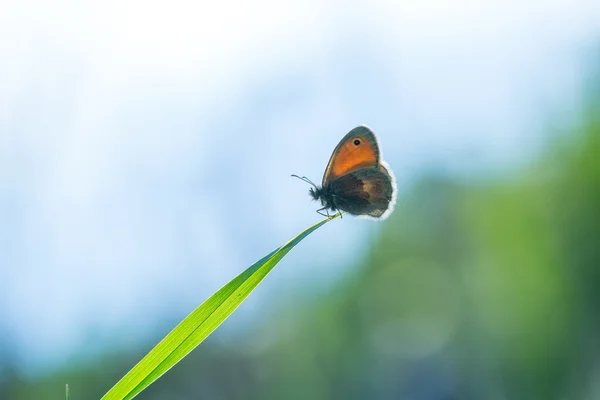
[294,126,396,219]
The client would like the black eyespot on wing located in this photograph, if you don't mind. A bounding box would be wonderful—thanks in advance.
[353,139,361,146]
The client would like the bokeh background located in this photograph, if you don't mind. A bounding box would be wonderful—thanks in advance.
[2,1,600,399]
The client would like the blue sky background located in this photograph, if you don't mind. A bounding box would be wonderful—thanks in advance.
[1,0,599,375]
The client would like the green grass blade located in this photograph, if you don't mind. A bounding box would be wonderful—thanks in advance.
[101,213,340,400]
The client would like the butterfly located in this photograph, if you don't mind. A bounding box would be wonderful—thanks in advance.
[293,125,396,219]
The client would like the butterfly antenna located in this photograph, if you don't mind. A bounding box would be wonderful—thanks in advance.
[291,174,318,188]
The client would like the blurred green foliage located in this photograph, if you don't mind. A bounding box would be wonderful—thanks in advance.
[2,86,599,400]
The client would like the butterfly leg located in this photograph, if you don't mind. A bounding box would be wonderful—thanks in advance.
[317,207,330,217]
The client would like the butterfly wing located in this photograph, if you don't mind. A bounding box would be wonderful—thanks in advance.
[322,126,380,185]
[328,165,396,219]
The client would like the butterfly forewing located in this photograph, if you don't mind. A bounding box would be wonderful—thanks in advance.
[322,126,380,185]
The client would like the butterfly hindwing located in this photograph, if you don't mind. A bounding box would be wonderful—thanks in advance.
[329,166,395,218]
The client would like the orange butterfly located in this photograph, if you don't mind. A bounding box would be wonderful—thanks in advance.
[293,126,396,219]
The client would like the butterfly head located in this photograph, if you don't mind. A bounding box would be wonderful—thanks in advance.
[292,174,337,211]
[310,185,337,211]
[309,186,321,200]
[305,180,328,205]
